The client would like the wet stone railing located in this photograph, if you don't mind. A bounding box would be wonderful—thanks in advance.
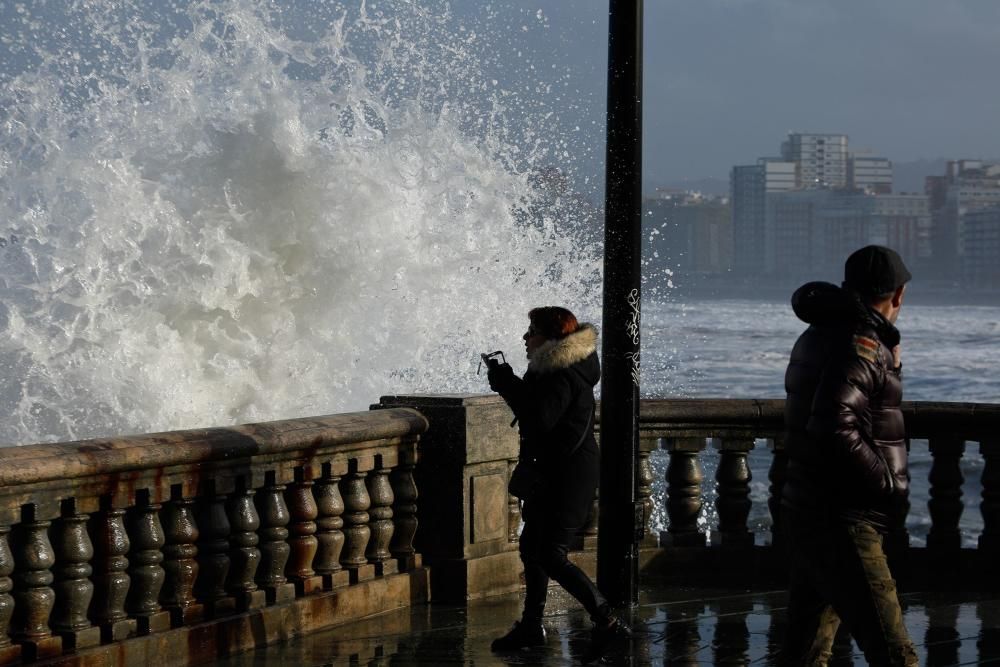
[624,399,1000,586]
[0,409,427,665]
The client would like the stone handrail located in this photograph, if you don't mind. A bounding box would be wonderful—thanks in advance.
[0,409,428,665]
[624,399,1000,567]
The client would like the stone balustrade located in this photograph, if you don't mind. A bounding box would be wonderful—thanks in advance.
[0,395,996,665]
[627,399,1000,587]
[0,409,428,665]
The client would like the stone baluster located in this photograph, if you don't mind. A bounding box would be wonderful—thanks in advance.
[160,487,203,626]
[195,480,236,617]
[927,436,966,553]
[390,448,420,571]
[125,490,171,635]
[340,458,375,583]
[50,499,100,651]
[979,439,1000,553]
[0,525,19,664]
[90,497,136,643]
[366,455,397,577]
[637,438,657,546]
[767,437,788,548]
[314,462,349,590]
[226,478,266,610]
[506,458,522,544]
[713,437,755,548]
[286,468,324,596]
[11,505,62,660]
[254,471,296,605]
[661,437,707,547]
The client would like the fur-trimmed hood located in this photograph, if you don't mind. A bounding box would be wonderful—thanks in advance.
[528,323,599,375]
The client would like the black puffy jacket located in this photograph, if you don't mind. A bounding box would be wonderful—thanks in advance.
[493,324,600,528]
[781,282,909,530]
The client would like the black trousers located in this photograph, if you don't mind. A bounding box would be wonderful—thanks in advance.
[519,500,610,625]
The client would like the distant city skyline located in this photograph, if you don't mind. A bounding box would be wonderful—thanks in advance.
[472,1,1000,194]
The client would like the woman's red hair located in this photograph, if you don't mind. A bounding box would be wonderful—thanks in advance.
[528,306,580,340]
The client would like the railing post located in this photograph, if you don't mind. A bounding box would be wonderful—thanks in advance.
[340,458,375,584]
[389,445,420,572]
[124,490,171,636]
[11,503,62,660]
[661,437,707,547]
[91,496,136,643]
[50,498,101,651]
[255,471,296,605]
[195,479,236,617]
[286,467,324,596]
[979,439,1000,553]
[713,438,755,548]
[161,486,204,626]
[767,436,788,548]
[226,477,266,610]
[0,524,19,664]
[927,436,966,553]
[314,462,349,590]
[638,437,658,547]
[366,454,398,577]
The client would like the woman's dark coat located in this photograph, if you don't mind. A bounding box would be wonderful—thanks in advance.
[781,282,909,530]
[493,323,600,529]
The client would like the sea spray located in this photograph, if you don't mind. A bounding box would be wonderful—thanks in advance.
[0,0,602,444]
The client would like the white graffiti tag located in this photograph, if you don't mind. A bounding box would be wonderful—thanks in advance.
[625,288,640,386]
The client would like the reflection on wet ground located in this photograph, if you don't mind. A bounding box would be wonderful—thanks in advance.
[213,584,1000,665]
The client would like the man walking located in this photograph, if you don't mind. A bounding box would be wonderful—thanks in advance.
[779,245,919,666]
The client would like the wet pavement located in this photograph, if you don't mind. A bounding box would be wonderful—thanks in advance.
[212,584,1000,666]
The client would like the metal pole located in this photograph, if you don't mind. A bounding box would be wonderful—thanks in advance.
[597,0,643,608]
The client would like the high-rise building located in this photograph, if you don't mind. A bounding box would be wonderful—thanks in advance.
[961,206,1000,290]
[781,133,849,189]
[730,159,795,276]
[848,156,893,194]
[926,160,1000,281]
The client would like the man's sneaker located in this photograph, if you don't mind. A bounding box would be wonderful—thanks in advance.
[582,616,632,664]
[490,620,547,652]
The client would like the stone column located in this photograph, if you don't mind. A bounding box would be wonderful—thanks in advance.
[389,448,420,572]
[226,478,266,610]
[90,497,136,643]
[50,499,101,650]
[377,394,520,602]
[11,504,62,660]
[661,437,707,547]
[314,462,349,590]
[161,488,204,626]
[366,455,397,577]
[713,437,755,548]
[927,436,966,554]
[285,468,324,596]
[254,471,296,605]
[0,525,19,664]
[340,459,375,584]
[125,490,171,635]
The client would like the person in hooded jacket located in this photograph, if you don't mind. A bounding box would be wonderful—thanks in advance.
[486,306,629,659]
[779,245,919,666]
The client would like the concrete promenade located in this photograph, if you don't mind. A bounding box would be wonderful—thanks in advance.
[214,582,1000,665]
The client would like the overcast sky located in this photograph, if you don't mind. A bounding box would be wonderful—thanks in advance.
[499,0,1000,187]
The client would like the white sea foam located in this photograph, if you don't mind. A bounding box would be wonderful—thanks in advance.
[0,0,601,445]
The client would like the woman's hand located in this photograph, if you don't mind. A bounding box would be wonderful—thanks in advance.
[487,363,516,393]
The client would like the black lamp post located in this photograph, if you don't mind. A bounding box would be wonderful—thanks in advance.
[597,0,644,608]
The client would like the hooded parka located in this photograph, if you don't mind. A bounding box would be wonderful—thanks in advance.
[781,282,909,530]
[493,323,600,529]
